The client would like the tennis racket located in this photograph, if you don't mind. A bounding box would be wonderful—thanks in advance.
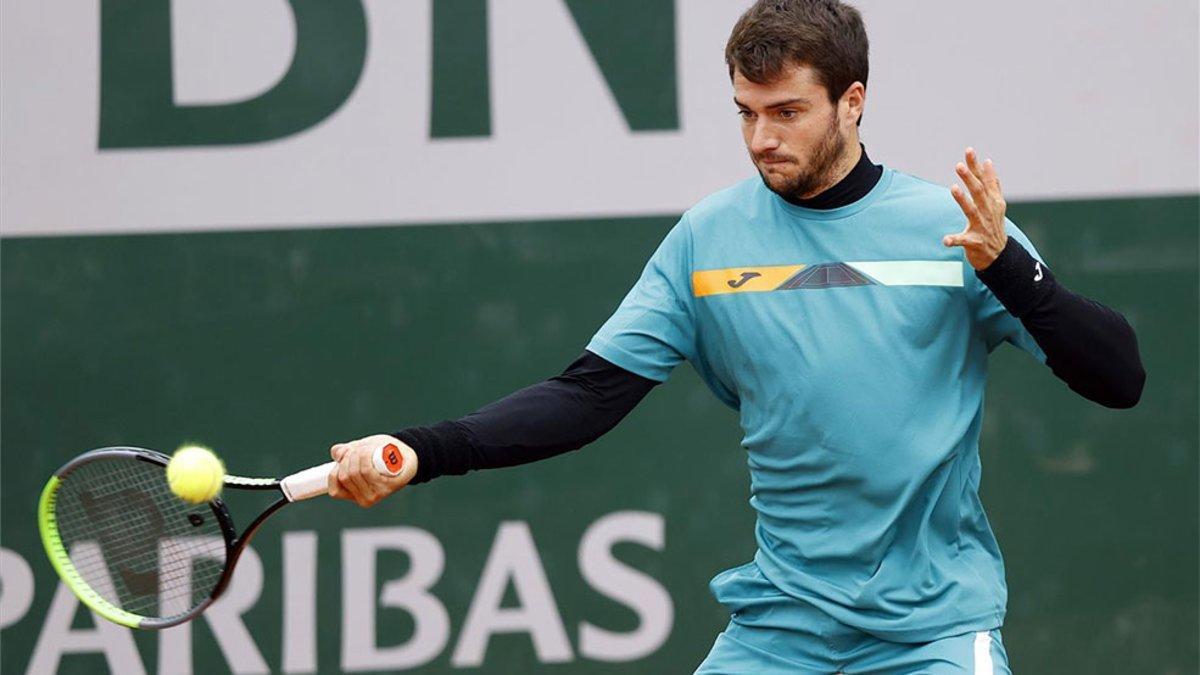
[37,442,406,629]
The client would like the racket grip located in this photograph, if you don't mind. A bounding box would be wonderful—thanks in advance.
[280,462,336,502]
[281,443,404,502]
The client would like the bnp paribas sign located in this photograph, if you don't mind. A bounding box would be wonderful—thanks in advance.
[13,513,673,673]
[99,0,681,147]
[2,0,753,236]
[3,1,1183,236]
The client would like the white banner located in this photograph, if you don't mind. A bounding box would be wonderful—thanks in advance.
[1,0,1197,236]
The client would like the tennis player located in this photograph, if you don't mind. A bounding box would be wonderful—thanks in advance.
[328,1,1145,672]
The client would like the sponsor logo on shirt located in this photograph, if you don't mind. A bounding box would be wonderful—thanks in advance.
[727,272,762,288]
[692,261,964,297]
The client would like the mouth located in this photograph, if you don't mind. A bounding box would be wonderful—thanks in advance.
[758,161,793,175]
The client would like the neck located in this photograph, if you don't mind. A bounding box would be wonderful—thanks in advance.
[786,143,882,210]
[801,142,863,200]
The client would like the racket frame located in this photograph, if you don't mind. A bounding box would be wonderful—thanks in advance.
[38,447,288,629]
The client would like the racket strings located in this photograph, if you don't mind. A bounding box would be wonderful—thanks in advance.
[53,456,228,620]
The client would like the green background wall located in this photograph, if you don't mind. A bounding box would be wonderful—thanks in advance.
[2,195,1196,673]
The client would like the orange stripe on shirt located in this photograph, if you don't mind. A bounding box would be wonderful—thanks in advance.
[692,265,806,297]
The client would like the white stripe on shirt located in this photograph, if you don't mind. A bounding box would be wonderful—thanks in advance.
[973,631,994,675]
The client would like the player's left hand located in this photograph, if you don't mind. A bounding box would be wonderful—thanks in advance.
[943,147,1008,270]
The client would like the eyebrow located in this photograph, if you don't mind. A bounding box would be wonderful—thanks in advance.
[734,96,811,110]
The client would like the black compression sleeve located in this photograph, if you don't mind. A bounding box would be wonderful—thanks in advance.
[977,237,1146,408]
[393,351,659,484]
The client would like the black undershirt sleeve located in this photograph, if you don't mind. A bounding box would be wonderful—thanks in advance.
[394,351,658,484]
[976,237,1146,409]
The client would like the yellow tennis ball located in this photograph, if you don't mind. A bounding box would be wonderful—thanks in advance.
[167,445,226,504]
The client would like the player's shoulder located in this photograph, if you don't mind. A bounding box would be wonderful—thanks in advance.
[880,168,958,211]
[881,167,1041,254]
[884,167,1032,226]
[869,167,968,229]
[680,177,764,233]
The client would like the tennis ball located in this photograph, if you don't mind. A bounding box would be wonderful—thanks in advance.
[167,444,226,504]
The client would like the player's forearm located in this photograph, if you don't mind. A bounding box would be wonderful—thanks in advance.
[977,238,1146,408]
[393,351,658,484]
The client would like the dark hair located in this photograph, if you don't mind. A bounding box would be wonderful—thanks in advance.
[725,0,869,105]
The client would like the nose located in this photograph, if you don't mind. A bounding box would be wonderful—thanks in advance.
[749,120,780,156]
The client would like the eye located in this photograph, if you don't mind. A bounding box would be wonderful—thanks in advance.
[737,109,754,120]
[778,109,797,120]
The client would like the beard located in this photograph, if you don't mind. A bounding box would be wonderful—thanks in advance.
[754,112,848,202]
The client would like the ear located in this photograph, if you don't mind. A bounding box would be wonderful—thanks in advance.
[840,82,866,128]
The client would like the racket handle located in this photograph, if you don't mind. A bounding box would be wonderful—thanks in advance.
[280,462,336,502]
[280,442,405,502]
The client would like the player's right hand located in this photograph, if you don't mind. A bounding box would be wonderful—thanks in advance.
[327,434,418,508]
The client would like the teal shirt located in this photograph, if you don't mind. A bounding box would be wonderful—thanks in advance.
[587,168,1045,641]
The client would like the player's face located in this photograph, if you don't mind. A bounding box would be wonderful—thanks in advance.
[734,63,858,201]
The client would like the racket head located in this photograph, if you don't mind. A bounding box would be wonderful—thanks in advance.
[38,447,238,629]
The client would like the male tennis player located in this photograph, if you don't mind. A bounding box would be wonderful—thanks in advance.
[328,1,1145,672]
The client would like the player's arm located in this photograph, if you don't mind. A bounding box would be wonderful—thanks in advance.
[332,217,695,507]
[395,350,658,482]
[973,236,1144,408]
[944,148,1146,409]
[328,351,658,506]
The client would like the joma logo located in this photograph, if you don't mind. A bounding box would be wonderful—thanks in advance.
[727,272,762,288]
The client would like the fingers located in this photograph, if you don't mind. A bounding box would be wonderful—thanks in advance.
[949,183,979,223]
[964,147,984,177]
[942,231,981,248]
[981,156,1001,193]
[327,465,346,500]
[357,444,382,507]
[328,444,357,502]
[339,448,375,508]
[982,158,1006,214]
[955,158,987,210]
[951,148,1008,239]
[959,148,1006,212]
[967,149,1001,193]
[966,147,997,193]
[334,459,354,503]
[945,148,1010,270]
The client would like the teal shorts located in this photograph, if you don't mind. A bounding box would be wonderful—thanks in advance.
[695,563,1011,675]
